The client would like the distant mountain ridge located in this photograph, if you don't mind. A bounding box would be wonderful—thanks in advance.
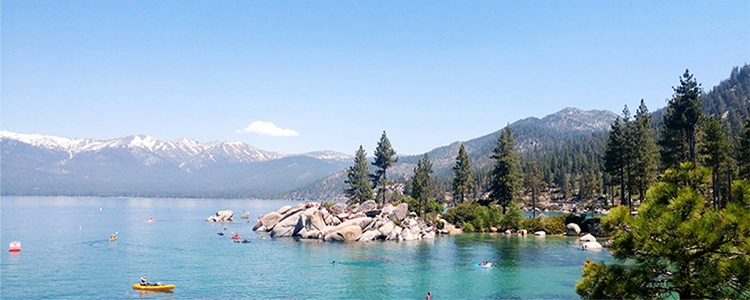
[287,107,618,199]
[0,131,351,198]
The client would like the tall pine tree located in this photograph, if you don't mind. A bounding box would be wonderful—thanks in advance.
[412,154,434,217]
[523,161,545,218]
[629,100,658,201]
[699,116,732,209]
[371,131,398,204]
[604,117,628,206]
[488,126,520,212]
[344,146,374,205]
[452,144,475,204]
[659,69,704,169]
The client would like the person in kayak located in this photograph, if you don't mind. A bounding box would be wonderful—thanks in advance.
[110,234,116,239]
[140,276,148,286]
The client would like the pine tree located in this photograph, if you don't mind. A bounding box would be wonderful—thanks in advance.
[412,154,434,217]
[488,126,520,212]
[604,117,628,206]
[371,131,398,204]
[629,100,659,201]
[576,163,750,299]
[344,145,374,205]
[523,161,545,218]
[699,116,732,209]
[452,144,474,204]
[659,69,704,169]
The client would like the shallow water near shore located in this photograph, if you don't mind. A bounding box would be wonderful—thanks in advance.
[1,196,611,299]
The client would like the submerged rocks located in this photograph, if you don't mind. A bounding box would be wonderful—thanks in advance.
[206,210,234,222]
[241,212,250,219]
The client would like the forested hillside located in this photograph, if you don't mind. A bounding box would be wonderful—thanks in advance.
[301,65,750,202]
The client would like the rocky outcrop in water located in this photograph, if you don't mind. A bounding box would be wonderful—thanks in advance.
[253,200,437,242]
[207,210,234,222]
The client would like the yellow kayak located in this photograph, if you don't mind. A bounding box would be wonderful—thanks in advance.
[108,237,117,241]
[132,284,175,291]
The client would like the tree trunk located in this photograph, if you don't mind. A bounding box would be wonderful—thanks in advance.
[532,188,536,218]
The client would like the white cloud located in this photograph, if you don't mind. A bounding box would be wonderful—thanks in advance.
[236,121,299,137]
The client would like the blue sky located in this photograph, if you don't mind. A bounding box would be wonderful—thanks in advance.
[2,1,748,155]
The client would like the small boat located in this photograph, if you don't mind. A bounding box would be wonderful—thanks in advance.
[145,218,155,222]
[231,235,241,240]
[474,263,493,268]
[108,237,118,241]
[132,284,175,291]
[217,232,225,236]
[233,239,251,243]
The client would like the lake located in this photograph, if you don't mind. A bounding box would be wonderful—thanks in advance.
[0,196,611,299]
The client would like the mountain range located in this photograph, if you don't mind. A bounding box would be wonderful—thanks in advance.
[0,107,615,199]
[5,65,748,200]
[0,131,351,198]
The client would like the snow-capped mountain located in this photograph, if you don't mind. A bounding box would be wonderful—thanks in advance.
[0,130,351,198]
[0,130,287,167]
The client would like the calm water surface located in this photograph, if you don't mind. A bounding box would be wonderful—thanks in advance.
[1,197,611,299]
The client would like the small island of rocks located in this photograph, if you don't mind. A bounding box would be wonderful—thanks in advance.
[253,200,437,242]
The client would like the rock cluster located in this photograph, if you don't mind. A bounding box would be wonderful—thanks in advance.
[206,210,234,222]
[253,200,437,242]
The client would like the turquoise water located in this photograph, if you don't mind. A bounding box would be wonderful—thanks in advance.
[1,197,611,299]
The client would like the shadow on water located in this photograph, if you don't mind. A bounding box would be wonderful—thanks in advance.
[132,290,175,299]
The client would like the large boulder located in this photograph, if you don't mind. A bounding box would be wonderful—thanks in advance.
[258,212,283,230]
[241,212,250,219]
[359,200,378,213]
[282,203,306,219]
[566,223,581,236]
[389,203,409,222]
[579,233,597,242]
[386,226,403,241]
[350,212,367,220]
[378,221,396,237]
[206,210,234,222]
[252,220,265,231]
[349,204,361,214]
[534,231,546,236]
[276,205,292,215]
[270,211,303,237]
[337,225,363,241]
[360,229,380,242]
[402,227,419,241]
[582,241,603,250]
[329,204,345,215]
[326,217,374,235]
[381,204,394,216]
[422,231,436,239]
